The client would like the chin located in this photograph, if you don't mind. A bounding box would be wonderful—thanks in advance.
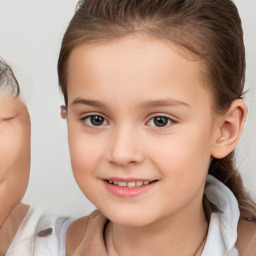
[100,207,156,228]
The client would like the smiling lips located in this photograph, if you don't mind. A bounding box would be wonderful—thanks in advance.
[103,178,157,198]
[107,179,151,188]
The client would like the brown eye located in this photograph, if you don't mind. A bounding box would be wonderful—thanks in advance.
[82,115,107,126]
[90,115,105,126]
[147,116,172,127]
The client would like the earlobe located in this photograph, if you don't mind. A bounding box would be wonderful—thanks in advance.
[60,105,67,119]
[211,99,247,159]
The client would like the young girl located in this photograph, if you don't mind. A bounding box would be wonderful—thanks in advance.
[58,0,256,255]
[0,58,72,256]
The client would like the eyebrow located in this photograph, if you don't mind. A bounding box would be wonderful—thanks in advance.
[70,97,190,109]
[71,98,106,108]
[139,99,190,108]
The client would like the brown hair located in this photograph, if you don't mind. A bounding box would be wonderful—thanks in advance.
[58,0,256,219]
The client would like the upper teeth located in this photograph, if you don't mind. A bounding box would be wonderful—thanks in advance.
[108,180,151,187]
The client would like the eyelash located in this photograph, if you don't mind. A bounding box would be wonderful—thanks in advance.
[80,114,108,127]
[2,116,16,122]
[146,115,176,128]
[80,113,176,128]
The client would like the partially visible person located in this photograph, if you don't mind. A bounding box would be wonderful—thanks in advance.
[0,58,30,255]
[0,58,72,256]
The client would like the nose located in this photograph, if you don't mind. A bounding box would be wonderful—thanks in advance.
[107,125,144,166]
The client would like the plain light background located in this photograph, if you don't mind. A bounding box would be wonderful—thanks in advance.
[0,0,255,218]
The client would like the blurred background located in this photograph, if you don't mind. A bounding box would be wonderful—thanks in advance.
[0,0,255,217]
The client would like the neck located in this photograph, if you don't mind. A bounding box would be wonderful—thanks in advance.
[105,199,208,256]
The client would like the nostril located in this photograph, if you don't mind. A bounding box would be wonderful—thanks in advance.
[107,133,144,166]
[108,149,144,166]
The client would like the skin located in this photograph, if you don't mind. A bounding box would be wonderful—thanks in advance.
[63,34,247,256]
[0,96,30,227]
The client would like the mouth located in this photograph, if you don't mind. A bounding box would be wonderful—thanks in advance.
[103,178,158,198]
[105,179,155,188]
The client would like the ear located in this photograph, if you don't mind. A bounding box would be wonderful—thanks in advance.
[211,99,247,159]
[60,105,67,119]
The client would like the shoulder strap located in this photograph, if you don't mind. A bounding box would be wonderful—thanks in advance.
[66,210,108,256]
[236,218,256,256]
[65,214,90,256]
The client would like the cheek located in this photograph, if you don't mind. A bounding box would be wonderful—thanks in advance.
[8,130,30,182]
[0,136,21,173]
[149,125,213,183]
[68,129,102,178]
[0,122,30,166]
[149,132,212,212]
[68,130,106,202]
[0,128,30,226]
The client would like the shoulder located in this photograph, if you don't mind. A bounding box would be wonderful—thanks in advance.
[65,214,91,256]
[236,218,256,256]
[0,203,30,256]
[6,206,72,256]
[66,210,107,256]
[4,203,30,226]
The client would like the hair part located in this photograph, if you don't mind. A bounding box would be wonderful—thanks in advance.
[58,0,256,219]
[0,58,20,97]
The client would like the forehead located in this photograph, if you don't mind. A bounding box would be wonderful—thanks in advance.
[68,34,207,87]
[67,35,214,108]
[68,34,201,70]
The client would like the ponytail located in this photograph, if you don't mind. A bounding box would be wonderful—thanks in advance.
[209,153,256,221]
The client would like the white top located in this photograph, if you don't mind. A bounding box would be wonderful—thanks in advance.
[202,175,240,256]
[6,207,72,256]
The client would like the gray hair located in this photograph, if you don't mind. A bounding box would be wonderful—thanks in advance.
[0,58,20,97]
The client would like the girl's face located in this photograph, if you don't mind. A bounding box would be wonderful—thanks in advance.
[0,97,30,226]
[65,35,221,227]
